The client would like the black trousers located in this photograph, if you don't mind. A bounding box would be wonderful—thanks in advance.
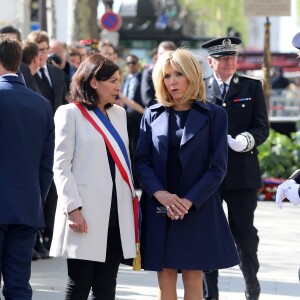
[42,181,57,249]
[126,113,142,188]
[203,189,260,298]
[65,226,123,300]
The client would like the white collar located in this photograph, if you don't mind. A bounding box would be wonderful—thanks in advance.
[214,74,233,87]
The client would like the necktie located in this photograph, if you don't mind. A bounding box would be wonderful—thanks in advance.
[221,82,227,100]
[124,76,132,98]
[40,67,52,91]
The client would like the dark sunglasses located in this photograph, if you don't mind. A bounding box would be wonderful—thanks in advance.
[127,61,137,65]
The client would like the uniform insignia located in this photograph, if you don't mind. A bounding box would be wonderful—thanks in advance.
[209,77,214,85]
[222,39,231,47]
[233,77,239,84]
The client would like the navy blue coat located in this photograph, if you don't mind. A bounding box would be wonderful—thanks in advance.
[134,101,239,271]
[0,75,54,228]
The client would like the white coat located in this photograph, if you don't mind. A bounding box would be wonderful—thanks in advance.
[49,103,136,262]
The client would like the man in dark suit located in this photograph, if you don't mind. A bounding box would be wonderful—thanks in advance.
[0,36,54,299]
[201,37,269,300]
[27,30,67,113]
[27,30,67,250]
[140,41,176,108]
[0,25,37,91]
[122,54,144,188]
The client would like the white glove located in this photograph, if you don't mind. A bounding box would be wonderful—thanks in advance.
[276,179,300,208]
[276,181,289,209]
[285,181,300,206]
[227,134,247,152]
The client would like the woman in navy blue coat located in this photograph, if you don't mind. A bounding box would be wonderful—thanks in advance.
[134,49,239,299]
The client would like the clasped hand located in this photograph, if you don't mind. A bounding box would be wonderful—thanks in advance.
[68,209,88,233]
[154,191,192,220]
[276,179,300,209]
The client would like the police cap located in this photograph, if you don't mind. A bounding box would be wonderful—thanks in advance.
[202,36,241,57]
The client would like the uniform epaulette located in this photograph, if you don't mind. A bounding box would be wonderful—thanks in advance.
[239,74,261,81]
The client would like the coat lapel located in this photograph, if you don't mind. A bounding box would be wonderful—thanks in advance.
[180,103,209,147]
[151,109,169,154]
[225,74,240,100]
[206,76,222,103]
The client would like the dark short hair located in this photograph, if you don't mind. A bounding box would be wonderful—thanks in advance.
[126,54,139,62]
[0,26,22,42]
[68,53,119,108]
[0,36,22,72]
[22,40,39,65]
[68,48,81,58]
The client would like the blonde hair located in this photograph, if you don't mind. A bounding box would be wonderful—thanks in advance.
[152,48,206,107]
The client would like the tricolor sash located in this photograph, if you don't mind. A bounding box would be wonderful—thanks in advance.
[74,102,141,270]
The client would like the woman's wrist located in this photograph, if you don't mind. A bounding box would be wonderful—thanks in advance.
[153,190,165,198]
[68,208,81,215]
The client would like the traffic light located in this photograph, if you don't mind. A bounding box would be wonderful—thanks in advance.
[30,0,39,22]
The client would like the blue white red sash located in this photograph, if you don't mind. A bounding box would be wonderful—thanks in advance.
[74,103,140,270]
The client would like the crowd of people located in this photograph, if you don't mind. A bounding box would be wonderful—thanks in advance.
[1,23,299,300]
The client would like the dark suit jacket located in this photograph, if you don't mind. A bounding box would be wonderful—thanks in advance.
[34,64,67,113]
[123,72,144,114]
[19,63,37,91]
[204,73,269,190]
[0,75,54,228]
[140,67,156,107]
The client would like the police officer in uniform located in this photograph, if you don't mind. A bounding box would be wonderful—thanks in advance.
[275,32,300,283]
[201,37,269,300]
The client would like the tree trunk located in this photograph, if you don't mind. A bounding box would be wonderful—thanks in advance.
[73,0,99,40]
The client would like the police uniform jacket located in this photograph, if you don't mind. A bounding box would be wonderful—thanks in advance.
[204,74,269,190]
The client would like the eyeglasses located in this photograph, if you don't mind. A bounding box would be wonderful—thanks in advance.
[39,47,49,53]
[126,61,137,65]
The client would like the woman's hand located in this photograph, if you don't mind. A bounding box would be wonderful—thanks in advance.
[154,191,190,220]
[68,209,88,233]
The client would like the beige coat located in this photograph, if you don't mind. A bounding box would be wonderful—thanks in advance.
[49,103,136,262]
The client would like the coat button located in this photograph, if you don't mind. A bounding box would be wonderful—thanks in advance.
[242,104,245,107]
[222,103,226,107]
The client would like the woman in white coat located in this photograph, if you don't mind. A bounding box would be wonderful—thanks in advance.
[50,54,137,299]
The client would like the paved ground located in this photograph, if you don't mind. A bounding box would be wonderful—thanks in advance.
[2,201,300,299]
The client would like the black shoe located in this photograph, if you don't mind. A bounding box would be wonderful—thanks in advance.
[205,298,219,300]
[32,249,41,261]
[245,283,260,300]
[35,245,51,259]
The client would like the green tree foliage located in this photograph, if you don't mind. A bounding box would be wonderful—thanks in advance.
[297,0,300,25]
[179,0,248,42]
[258,128,300,179]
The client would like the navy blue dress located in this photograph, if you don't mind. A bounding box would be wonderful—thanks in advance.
[134,101,239,271]
[167,109,190,194]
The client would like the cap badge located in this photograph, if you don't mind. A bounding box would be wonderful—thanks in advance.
[222,39,232,47]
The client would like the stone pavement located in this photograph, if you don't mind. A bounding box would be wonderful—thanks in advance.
[2,201,300,299]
